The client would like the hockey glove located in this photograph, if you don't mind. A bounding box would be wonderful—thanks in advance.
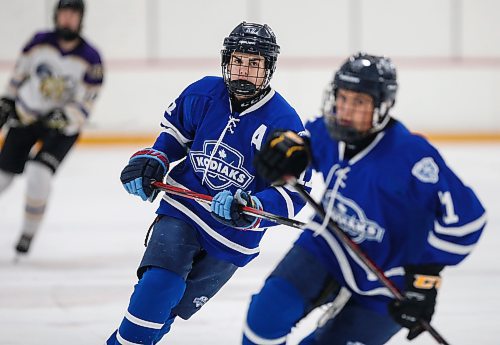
[254,130,311,185]
[211,189,263,230]
[120,148,169,202]
[42,108,69,131]
[388,264,443,340]
[0,97,16,128]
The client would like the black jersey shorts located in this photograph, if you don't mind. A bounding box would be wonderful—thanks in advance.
[0,124,78,174]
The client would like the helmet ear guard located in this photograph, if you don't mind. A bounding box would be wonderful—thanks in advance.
[221,22,280,97]
[323,52,398,143]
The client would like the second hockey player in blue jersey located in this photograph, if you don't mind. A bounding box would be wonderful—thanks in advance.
[106,22,311,344]
[245,53,487,345]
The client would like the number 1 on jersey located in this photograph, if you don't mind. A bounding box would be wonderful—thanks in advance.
[438,191,459,224]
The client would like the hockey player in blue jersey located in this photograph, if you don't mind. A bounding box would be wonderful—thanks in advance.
[107,22,311,344]
[244,52,487,345]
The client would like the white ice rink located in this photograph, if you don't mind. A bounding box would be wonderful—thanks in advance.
[0,144,499,345]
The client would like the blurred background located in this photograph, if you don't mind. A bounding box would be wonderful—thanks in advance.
[0,1,499,344]
[1,0,499,141]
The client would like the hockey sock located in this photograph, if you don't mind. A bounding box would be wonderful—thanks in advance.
[0,169,14,194]
[107,267,186,345]
[243,277,306,345]
[20,162,52,239]
[152,312,176,343]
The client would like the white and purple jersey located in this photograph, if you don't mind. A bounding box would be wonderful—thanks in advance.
[152,76,311,267]
[5,31,103,135]
[296,117,486,314]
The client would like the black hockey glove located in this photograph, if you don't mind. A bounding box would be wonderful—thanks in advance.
[211,189,263,230]
[120,148,170,202]
[388,264,443,340]
[0,97,16,128]
[254,130,311,185]
[42,108,69,131]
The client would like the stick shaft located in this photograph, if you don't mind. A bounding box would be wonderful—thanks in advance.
[151,181,306,229]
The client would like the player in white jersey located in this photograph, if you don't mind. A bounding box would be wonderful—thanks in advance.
[107,22,310,344]
[244,53,486,344]
[0,0,104,255]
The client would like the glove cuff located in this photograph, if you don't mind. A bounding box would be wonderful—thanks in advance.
[405,264,444,290]
[130,148,169,174]
[233,189,263,230]
[247,195,263,229]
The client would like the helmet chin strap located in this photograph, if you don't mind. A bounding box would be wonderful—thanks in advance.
[370,102,391,133]
[229,80,257,97]
[368,112,390,138]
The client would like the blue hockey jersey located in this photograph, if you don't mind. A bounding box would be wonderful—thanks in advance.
[152,76,310,267]
[296,117,487,314]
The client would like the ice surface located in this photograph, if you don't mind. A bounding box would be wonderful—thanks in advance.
[0,144,498,344]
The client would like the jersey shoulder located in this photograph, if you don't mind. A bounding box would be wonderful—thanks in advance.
[22,31,56,53]
[378,120,450,195]
[264,90,303,131]
[305,115,328,135]
[305,115,333,147]
[182,76,225,98]
[78,37,103,65]
[385,120,442,163]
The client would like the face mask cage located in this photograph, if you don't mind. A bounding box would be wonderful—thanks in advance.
[321,84,392,144]
[221,49,274,97]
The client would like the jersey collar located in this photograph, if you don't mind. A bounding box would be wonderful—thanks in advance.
[237,88,275,116]
[338,131,386,165]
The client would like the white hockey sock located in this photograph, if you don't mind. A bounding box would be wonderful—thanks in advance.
[0,169,14,194]
[21,161,53,237]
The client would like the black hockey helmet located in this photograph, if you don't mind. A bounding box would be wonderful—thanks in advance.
[221,22,280,97]
[54,0,85,40]
[55,0,85,17]
[323,52,398,143]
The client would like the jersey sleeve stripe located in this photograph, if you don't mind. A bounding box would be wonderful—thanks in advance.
[243,320,288,345]
[273,186,294,219]
[162,194,260,255]
[160,118,191,145]
[308,221,394,298]
[116,330,142,345]
[9,79,23,87]
[434,212,487,237]
[323,223,404,282]
[124,310,163,330]
[165,176,266,232]
[427,232,477,255]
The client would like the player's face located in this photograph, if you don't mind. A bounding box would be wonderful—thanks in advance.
[55,9,82,32]
[335,89,375,133]
[228,52,266,88]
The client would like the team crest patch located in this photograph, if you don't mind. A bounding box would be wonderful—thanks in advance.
[412,157,439,183]
[190,141,254,190]
[323,192,385,244]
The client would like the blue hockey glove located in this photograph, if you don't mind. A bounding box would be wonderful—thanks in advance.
[211,189,263,229]
[388,264,443,340]
[120,148,169,202]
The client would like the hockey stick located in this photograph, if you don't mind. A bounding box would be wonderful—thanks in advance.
[286,177,451,345]
[151,181,307,230]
